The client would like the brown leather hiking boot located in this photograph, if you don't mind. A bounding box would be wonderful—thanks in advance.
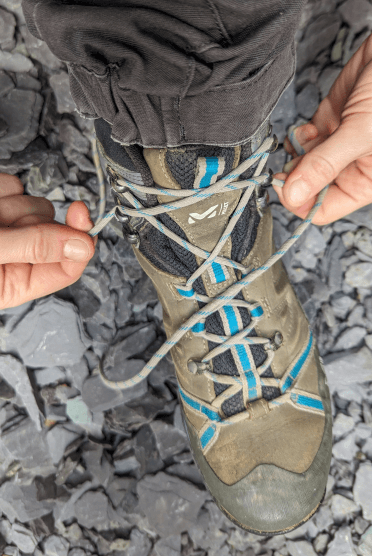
[92,117,332,535]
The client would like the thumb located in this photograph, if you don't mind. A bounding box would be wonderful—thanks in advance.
[0,222,96,265]
[282,121,364,208]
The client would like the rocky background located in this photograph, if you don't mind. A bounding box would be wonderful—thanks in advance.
[0,0,372,554]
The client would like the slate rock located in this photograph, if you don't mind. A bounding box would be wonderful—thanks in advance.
[13,296,90,368]
[270,81,297,142]
[166,463,204,488]
[26,152,68,196]
[49,72,75,114]
[134,424,164,477]
[154,534,181,556]
[333,413,355,440]
[339,0,372,32]
[0,521,38,554]
[137,472,208,536]
[44,535,69,556]
[318,66,342,99]
[333,327,367,351]
[0,354,41,429]
[286,540,317,556]
[0,50,33,72]
[1,417,54,474]
[128,274,158,306]
[125,528,151,556]
[0,87,43,158]
[150,420,188,461]
[359,525,372,556]
[82,371,147,413]
[46,425,81,465]
[33,366,67,387]
[331,295,356,319]
[296,83,319,119]
[313,533,329,553]
[345,262,372,288]
[75,490,109,529]
[330,494,359,522]
[325,347,372,395]
[0,481,53,523]
[296,13,342,72]
[21,24,62,69]
[326,526,356,556]
[354,462,372,520]
[0,7,16,50]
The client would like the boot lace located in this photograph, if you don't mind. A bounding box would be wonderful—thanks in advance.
[88,134,328,425]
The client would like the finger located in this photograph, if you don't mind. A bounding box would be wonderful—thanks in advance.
[62,200,98,275]
[273,162,372,225]
[0,173,23,198]
[0,195,55,226]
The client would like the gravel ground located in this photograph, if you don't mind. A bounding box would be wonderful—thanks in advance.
[0,0,372,555]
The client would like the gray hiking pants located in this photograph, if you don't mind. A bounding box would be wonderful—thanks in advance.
[22,0,306,148]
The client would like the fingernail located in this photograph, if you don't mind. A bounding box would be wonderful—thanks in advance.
[64,239,89,261]
[283,160,295,173]
[287,178,312,207]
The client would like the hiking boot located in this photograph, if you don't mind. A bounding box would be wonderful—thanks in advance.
[93,117,332,535]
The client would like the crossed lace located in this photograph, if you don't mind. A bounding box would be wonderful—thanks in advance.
[88,133,328,423]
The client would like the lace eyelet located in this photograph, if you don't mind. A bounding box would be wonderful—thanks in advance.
[187,360,212,375]
[264,331,283,352]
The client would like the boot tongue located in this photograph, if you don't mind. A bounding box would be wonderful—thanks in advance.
[143,146,243,253]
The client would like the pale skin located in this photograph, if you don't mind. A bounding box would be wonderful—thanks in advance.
[1,34,372,311]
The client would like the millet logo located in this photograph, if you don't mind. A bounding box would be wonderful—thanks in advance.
[188,202,229,224]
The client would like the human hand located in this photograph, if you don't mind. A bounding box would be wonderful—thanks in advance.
[0,173,98,310]
[273,33,372,225]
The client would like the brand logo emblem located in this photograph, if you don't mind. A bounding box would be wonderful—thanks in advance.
[188,202,229,224]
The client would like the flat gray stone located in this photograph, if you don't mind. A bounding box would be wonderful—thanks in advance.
[0,8,15,49]
[49,72,75,114]
[333,327,367,351]
[331,296,356,319]
[296,13,341,72]
[359,525,372,556]
[44,535,69,556]
[75,490,109,529]
[0,521,37,554]
[128,274,158,306]
[125,528,151,556]
[345,204,372,231]
[345,262,372,288]
[0,87,43,158]
[81,372,147,413]
[46,425,81,465]
[20,24,62,69]
[354,462,372,520]
[33,366,67,387]
[333,413,355,440]
[0,50,32,72]
[339,0,372,32]
[325,347,372,394]
[332,432,358,462]
[331,494,359,522]
[318,66,342,99]
[154,534,181,556]
[270,81,297,142]
[326,526,356,556]
[137,472,208,536]
[296,83,319,120]
[1,417,54,474]
[286,540,317,556]
[0,481,53,523]
[313,533,329,553]
[0,354,41,430]
[302,225,327,255]
[150,420,188,461]
[13,297,90,368]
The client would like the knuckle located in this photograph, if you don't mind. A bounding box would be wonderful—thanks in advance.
[27,227,50,263]
[308,154,335,182]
